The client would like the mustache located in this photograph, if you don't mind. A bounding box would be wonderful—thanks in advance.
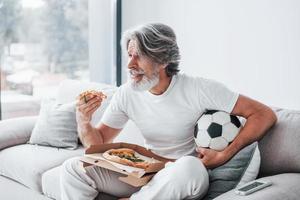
[128,69,145,76]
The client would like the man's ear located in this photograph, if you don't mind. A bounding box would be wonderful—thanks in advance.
[158,64,167,73]
[160,63,168,69]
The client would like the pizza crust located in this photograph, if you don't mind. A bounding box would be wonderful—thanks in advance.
[102,148,151,169]
[78,90,107,103]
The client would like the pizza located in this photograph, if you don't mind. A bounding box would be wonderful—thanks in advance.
[78,90,107,103]
[102,148,152,169]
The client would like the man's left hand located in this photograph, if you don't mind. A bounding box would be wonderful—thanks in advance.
[196,147,229,169]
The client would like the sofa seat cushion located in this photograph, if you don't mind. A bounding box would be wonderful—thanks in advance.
[0,144,84,192]
[0,175,51,200]
[214,173,300,200]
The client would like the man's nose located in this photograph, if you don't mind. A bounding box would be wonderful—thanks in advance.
[127,56,137,69]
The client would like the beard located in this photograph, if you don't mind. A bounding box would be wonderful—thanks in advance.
[128,67,159,91]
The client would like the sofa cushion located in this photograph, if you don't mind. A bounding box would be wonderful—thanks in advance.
[29,99,78,149]
[236,145,260,188]
[0,175,50,200]
[214,173,300,200]
[203,142,259,200]
[259,108,300,176]
[0,144,84,192]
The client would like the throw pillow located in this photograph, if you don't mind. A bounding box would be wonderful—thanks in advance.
[29,98,78,149]
[202,142,260,200]
[236,145,260,187]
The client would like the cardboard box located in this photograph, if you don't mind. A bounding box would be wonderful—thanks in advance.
[80,142,173,187]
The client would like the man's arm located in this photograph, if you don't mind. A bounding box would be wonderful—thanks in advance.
[197,94,277,169]
[76,92,123,148]
[78,122,122,148]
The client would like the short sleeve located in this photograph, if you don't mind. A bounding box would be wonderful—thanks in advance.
[196,78,239,113]
[101,87,129,129]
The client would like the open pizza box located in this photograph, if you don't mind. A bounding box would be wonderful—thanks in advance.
[79,142,173,187]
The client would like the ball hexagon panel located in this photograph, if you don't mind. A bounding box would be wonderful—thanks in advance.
[197,114,213,130]
[194,129,211,148]
[207,122,222,138]
[222,123,241,142]
[212,111,231,125]
[209,137,228,151]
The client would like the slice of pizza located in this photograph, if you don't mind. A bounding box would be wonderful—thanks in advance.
[102,148,152,169]
[78,90,107,103]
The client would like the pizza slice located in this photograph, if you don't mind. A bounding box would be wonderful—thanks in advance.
[78,90,107,103]
[102,148,152,169]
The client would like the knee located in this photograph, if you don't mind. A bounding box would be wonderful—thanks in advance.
[61,156,82,177]
[172,156,209,186]
[175,156,206,172]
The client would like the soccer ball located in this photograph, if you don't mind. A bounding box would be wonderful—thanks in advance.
[194,110,242,151]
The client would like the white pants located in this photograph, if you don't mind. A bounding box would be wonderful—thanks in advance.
[60,156,209,200]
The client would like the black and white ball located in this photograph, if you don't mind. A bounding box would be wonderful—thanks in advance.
[194,110,242,151]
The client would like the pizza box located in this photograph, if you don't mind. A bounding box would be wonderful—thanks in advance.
[80,142,173,187]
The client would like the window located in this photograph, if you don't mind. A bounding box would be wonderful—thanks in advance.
[0,0,89,119]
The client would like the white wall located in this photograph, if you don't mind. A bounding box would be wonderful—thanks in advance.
[122,0,300,110]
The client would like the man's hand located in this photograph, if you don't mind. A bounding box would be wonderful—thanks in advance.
[75,92,105,147]
[76,93,104,124]
[196,147,229,169]
[75,91,123,147]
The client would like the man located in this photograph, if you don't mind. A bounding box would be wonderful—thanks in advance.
[60,23,277,200]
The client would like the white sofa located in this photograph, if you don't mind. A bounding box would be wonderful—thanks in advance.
[0,80,144,200]
[1,79,300,200]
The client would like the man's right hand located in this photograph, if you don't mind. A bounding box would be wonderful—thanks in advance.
[76,93,104,125]
[75,90,121,147]
[75,92,106,147]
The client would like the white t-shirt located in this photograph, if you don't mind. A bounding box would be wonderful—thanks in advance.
[101,73,239,159]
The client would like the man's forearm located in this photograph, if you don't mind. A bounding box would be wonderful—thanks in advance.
[78,122,104,148]
[223,107,277,160]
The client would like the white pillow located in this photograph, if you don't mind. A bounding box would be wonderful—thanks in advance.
[204,142,260,199]
[236,145,261,187]
[29,99,78,149]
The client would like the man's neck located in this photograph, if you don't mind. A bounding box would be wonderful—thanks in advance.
[149,72,172,95]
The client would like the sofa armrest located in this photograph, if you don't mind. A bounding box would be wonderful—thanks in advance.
[0,116,38,150]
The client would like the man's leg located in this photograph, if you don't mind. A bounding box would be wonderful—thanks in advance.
[130,156,209,200]
[60,157,140,200]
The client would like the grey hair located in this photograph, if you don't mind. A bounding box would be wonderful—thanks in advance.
[121,23,181,77]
